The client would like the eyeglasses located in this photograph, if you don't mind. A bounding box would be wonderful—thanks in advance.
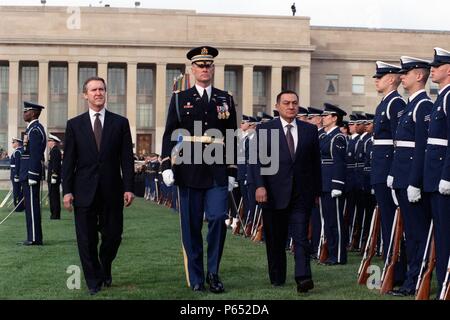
[194,63,214,69]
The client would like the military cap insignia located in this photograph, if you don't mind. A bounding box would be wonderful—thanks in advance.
[201,47,208,55]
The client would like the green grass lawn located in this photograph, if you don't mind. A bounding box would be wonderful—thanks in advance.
[0,190,436,300]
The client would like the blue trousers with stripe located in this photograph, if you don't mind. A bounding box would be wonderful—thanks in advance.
[178,184,228,288]
[21,181,43,243]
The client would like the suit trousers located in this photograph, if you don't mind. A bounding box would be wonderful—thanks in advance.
[12,181,25,212]
[74,189,123,290]
[262,191,312,285]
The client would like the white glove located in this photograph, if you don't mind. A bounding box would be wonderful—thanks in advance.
[162,169,174,187]
[228,176,236,192]
[439,179,450,196]
[28,179,37,186]
[331,189,342,198]
[371,188,375,195]
[51,176,57,184]
[407,185,421,203]
[14,177,19,183]
[387,175,394,188]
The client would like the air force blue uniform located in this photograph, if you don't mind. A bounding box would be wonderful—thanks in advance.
[319,104,348,265]
[10,142,25,212]
[391,83,433,293]
[19,102,47,245]
[371,63,407,272]
[424,64,450,292]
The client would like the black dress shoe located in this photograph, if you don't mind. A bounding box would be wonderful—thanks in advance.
[103,278,112,287]
[319,260,338,266]
[206,273,225,293]
[297,279,314,293]
[388,288,414,297]
[20,240,43,246]
[89,286,101,295]
[192,283,205,292]
[271,282,285,287]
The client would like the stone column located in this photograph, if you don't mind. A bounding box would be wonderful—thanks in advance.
[270,66,282,110]
[38,61,49,128]
[98,62,108,82]
[7,61,19,155]
[242,64,254,116]
[154,63,166,154]
[213,63,225,89]
[127,62,137,153]
[299,65,310,106]
[67,61,78,119]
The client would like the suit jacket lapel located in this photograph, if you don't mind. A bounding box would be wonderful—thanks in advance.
[100,110,113,154]
[82,112,99,155]
[295,119,305,160]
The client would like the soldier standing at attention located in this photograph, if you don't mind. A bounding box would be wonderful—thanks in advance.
[10,137,25,212]
[371,61,407,285]
[161,46,237,293]
[19,102,47,246]
[423,48,450,297]
[47,133,62,220]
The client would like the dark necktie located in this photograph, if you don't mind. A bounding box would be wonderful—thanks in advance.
[94,113,102,151]
[201,89,209,105]
[286,124,295,160]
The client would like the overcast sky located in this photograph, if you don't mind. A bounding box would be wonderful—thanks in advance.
[1,0,450,31]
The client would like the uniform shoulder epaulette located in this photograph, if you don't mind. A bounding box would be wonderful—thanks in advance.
[173,90,181,94]
[227,91,233,96]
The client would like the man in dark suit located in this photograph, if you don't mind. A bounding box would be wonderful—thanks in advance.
[47,134,62,219]
[252,90,322,293]
[161,46,237,293]
[62,76,135,295]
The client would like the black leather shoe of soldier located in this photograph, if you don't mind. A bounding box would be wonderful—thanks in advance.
[388,288,414,297]
[206,273,225,293]
[192,283,205,292]
[297,279,314,293]
[89,286,101,296]
[21,240,43,246]
[103,277,112,287]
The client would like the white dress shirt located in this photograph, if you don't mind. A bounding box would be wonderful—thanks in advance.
[195,84,212,102]
[280,117,298,152]
[89,107,106,131]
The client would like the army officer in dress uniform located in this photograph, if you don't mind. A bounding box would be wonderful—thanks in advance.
[161,46,237,293]
[19,102,47,245]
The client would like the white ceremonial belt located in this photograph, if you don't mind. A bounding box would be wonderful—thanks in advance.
[427,138,448,147]
[395,140,415,148]
[373,139,394,146]
[183,136,224,144]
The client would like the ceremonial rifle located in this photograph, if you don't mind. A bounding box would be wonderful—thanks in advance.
[415,222,435,300]
[439,255,450,300]
[357,206,380,285]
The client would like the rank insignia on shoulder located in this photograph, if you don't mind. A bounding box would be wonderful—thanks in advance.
[174,90,180,94]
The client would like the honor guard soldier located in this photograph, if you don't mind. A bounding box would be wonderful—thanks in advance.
[161,46,237,293]
[10,138,25,212]
[307,107,323,129]
[371,61,407,284]
[47,133,62,220]
[236,115,251,234]
[297,106,309,122]
[387,56,433,296]
[346,114,362,249]
[319,103,348,265]
[424,47,450,296]
[19,102,47,245]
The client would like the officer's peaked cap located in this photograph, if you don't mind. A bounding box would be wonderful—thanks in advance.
[373,61,401,78]
[187,46,219,63]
